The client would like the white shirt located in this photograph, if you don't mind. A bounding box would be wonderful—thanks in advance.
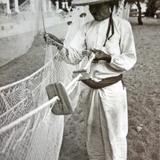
[60,16,137,80]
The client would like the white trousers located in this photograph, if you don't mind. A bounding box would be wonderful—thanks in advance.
[77,81,128,160]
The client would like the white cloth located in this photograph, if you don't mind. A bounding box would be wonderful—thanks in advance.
[60,16,136,160]
[81,81,128,160]
[61,16,136,80]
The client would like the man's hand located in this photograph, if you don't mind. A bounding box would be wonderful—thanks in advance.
[44,33,63,50]
[91,49,111,63]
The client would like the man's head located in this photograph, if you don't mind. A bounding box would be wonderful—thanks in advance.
[72,0,119,21]
[89,2,110,21]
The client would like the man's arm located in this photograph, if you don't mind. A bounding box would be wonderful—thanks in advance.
[109,20,137,71]
[44,33,63,50]
[44,25,88,65]
[84,20,136,72]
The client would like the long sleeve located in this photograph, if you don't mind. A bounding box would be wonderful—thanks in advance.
[110,20,137,71]
[60,25,87,65]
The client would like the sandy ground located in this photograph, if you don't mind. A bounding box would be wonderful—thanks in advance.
[0,17,160,160]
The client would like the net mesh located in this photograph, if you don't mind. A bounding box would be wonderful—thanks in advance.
[0,1,129,160]
[0,45,65,160]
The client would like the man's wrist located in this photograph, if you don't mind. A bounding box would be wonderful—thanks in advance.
[104,55,111,63]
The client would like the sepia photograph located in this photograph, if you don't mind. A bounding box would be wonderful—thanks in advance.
[0,0,159,160]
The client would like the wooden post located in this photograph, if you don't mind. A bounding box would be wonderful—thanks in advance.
[62,1,65,9]
[6,0,11,14]
[55,1,59,10]
[65,1,70,11]
[14,0,20,13]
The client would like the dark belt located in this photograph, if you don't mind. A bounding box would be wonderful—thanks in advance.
[81,74,123,89]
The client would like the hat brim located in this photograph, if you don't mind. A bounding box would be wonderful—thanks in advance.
[72,0,111,6]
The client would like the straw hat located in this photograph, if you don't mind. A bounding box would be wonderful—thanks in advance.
[72,0,114,6]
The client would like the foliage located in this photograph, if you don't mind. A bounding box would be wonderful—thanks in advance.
[146,0,160,17]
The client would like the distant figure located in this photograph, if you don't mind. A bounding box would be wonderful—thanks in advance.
[50,0,72,11]
[45,0,137,159]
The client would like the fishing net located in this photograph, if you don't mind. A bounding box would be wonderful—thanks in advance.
[0,1,88,160]
[0,44,65,160]
[0,1,130,160]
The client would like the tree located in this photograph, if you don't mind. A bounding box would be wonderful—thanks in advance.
[146,0,160,17]
[125,0,144,25]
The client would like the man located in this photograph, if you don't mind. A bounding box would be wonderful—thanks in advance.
[45,0,137,159]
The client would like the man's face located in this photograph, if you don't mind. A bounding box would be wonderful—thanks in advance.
[89,3,110,21]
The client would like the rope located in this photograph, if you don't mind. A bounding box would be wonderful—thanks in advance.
[0,96,59,134]
[103,8,115,47]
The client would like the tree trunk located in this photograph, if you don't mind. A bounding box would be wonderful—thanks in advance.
[136,0,143,25]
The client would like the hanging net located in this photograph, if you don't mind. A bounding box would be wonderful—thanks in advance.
[0,44,66,160]
[0,1,130,160]
[0,1,88,160]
